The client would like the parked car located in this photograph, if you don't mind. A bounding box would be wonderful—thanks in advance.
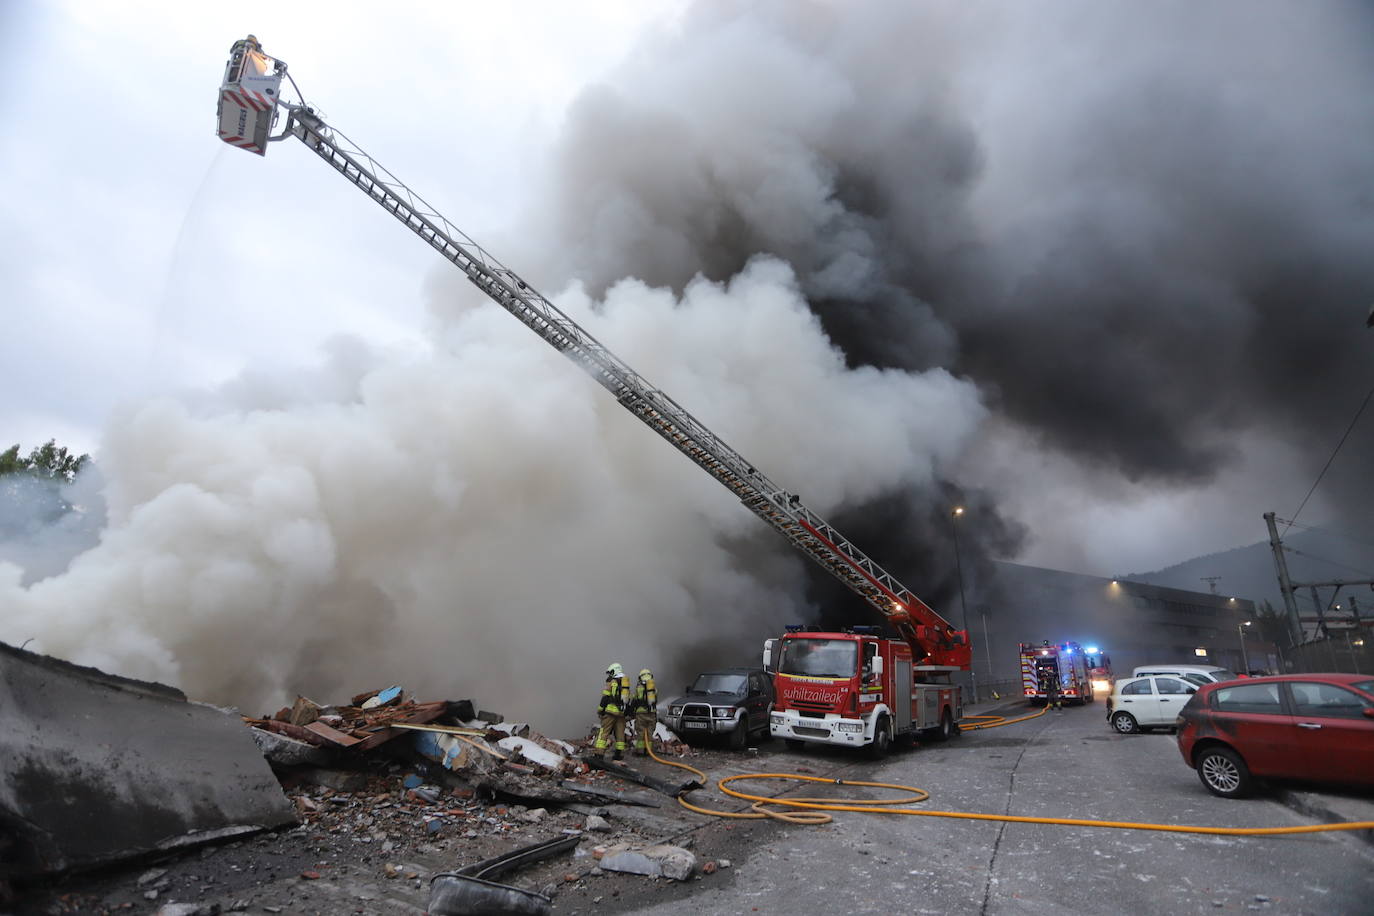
[1107,674,1200,733]
[1131,664,1238,684]
[1176,673,1374,798]
[663,668,773,749]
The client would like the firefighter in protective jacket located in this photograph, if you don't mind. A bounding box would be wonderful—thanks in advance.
[629,668,657,756]
[595,663,631,760]
[1038,665,1062,710]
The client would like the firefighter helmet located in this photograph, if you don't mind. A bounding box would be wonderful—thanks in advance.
[606,662,624,678]
[638,668,653,682]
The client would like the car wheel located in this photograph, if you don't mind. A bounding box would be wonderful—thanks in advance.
[1196,746,1253,798]
[868,716,891,759]
[1110,711,1139,734]
[784,738,805,751]
[729,715,749,750]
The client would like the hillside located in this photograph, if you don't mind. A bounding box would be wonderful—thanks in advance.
[1122,526,1374,617]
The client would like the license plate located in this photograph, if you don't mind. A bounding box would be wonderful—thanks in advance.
[684,722,708,729]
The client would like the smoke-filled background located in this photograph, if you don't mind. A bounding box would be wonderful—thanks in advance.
[2,1,1372,731]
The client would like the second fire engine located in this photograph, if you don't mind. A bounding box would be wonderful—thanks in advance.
[1020,641,1094,706]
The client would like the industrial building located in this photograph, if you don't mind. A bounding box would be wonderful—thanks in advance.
[970,561,1264,696]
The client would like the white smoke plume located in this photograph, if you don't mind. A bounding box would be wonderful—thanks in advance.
[1,259,983,731]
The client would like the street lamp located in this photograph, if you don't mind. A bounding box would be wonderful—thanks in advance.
[949,507,969,634]
[1237,620,1252,675]
[949,506,973,702]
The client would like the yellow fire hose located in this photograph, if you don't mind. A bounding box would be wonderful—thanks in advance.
[643,721,1374,836]
[959,707,1048,729]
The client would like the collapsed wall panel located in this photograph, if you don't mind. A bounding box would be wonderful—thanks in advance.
[0,641,296,879]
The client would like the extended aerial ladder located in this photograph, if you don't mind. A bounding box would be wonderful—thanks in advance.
[216,37,971,668]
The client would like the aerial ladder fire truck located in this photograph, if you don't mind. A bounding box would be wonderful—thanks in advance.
[1019,641,1094,706]
[216,37,971,754]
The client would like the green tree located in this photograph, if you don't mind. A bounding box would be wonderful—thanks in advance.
[0,440,88,482]
[1254,600,1293,649]
[1,440,91,537]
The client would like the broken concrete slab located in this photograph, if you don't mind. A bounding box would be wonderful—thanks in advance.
[496,736,566,772]
[641,844,697,880]
[248,726,334,768]
[0,640,297,879]
[598,843,697,880]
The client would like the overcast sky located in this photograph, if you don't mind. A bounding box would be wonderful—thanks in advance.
[0,0,679,454]
[2,1,1372,718]
[3,0,1371,578]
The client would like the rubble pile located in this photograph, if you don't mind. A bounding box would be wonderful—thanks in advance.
[239,685,704,889]
[243,684,684,792]
[4,654,716,914]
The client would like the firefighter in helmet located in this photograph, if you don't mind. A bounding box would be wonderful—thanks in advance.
[1038,664,1062,710]
[629,668,658,757]
[595,662,631,760]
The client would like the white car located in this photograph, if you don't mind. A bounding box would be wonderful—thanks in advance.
[1106,674,1200,734]
[1131,664,1238,684]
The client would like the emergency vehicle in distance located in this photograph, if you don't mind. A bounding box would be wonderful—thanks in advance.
[1020,641,1094,706]
[214,36,972,756]
[1082,645,1114,697]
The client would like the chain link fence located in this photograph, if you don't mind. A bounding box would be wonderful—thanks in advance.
[1282,634,1374,675]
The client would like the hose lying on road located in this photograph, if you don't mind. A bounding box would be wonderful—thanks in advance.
[959,706,1048,729]
[645,740,1374,837]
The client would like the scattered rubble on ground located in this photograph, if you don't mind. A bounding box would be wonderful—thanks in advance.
[4,657,720,914]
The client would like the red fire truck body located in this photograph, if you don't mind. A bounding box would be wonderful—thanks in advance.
[1020,641,1094,705]
[767,628,964,752]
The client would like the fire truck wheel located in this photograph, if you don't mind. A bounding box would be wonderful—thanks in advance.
[868,716,891,759]
[932,708,955,742]
[729,715,749,750]
[1110,711,1139,734]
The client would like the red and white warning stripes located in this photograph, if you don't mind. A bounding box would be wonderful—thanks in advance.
[217,132,262,153]
[222,88,273,113]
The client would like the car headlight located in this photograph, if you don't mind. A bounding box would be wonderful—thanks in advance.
[669,705,683,717]
[714,707,733,718]
[837,722,863,733]
[771,714,784,727]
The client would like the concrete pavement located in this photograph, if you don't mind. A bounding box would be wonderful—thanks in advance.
[606,697,1374,915]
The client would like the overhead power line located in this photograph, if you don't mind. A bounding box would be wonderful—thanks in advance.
[1284,377,1374,534]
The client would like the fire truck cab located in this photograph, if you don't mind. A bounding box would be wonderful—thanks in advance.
[1082,645,1114,697]
[765,627,963,755]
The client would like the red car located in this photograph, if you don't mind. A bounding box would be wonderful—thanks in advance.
[1175,673,1374,798]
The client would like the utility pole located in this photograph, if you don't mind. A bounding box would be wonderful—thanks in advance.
[1309,586,1330,639]
[1265,512,1304,643]
[1201,576,1221,595]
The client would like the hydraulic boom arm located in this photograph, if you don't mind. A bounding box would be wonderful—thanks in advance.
[218,39,970,667]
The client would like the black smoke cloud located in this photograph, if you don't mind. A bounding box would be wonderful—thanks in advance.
[527,0,1374,592]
